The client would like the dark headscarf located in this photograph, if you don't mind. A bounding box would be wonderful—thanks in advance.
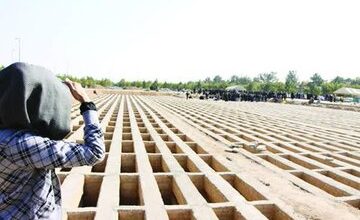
[0,62,71,140]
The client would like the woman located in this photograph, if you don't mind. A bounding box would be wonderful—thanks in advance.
[0,63,105,219]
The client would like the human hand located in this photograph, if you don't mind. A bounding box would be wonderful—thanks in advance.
[64,78,91,103]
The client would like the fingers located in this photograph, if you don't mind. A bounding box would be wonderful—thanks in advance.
[63,78,90,103]
[64,78,76,91]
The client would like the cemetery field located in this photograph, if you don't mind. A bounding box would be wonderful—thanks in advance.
[58,92,360,220]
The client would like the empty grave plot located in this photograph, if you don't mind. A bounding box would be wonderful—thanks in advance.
[57,93,360,220]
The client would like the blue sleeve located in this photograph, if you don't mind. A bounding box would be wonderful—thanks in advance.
[3,110,105,169]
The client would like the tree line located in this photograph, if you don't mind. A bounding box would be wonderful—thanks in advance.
[1,64,358,95]
[57,71,360,95]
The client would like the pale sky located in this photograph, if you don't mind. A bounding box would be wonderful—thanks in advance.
[0,0,359,82]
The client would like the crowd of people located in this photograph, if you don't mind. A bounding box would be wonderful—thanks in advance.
[185,89,338,103]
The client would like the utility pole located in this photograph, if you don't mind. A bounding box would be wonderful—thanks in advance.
[15,37,21,62]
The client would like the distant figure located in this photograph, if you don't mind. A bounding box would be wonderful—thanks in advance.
[309,97,314,104]
[186,91,190,99]
[205,91,209,99]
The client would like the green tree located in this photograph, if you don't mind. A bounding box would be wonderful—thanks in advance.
[246,81,261,91]
[310,73,324,86]
[230,75,239,84]
[258,72,278,92]
[219,81,228,89]
[298,81,309,93]
[351,77,360,86]
[312,86,322,96]
[162,81,170,89]
[213,75,223,83]
[309,73,324,95]
[117,79,126,87]
[230,75,251,85]
[134,81,142,88]
[272,82,285,92]
[176,82,183,90]
[80,76,96,88]
[259,72,278,83]
[285,70,299,93]
[195,81,202,90]
[184,81,196,90]
[300,82,311,94]
[130,81,136,87]
[98,78,113,87]
[321,82,342,94]
[237,76,252,85]
[331,76,346,84]
[150,80,159,91]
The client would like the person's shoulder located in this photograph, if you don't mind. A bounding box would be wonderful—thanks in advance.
[0,128,17,140]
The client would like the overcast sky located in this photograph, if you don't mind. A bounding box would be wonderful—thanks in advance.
[0,0,359,82]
